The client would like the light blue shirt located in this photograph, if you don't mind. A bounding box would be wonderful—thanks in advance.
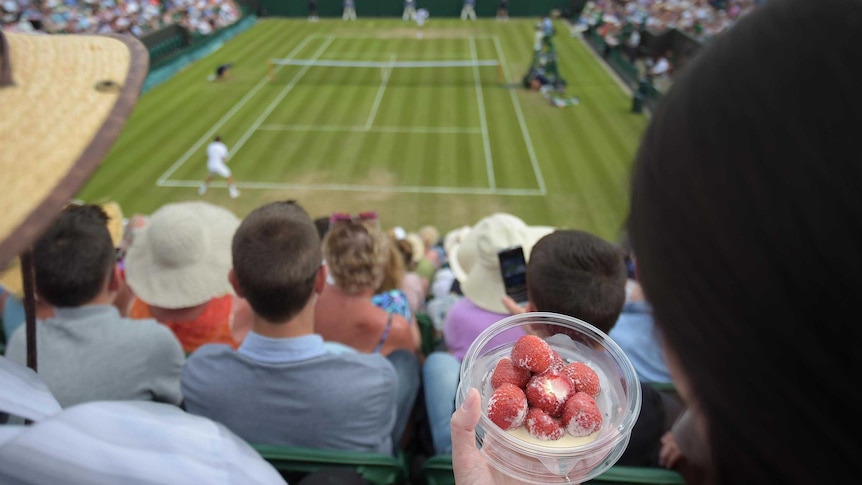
[609,301,672,383]
[238,332,326,363]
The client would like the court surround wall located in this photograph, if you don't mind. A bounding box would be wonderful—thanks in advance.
[252,0,573,18]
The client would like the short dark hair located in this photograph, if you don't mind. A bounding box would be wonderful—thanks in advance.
[232,200,321,322]
[526,230,627,333]
[313,216,330,242]
[627,1,862,483]
[33,204,115,307]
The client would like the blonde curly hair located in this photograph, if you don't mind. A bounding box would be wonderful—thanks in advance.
[323,220,390,295]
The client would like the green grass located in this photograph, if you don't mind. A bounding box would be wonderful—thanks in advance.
[78,18,648,243]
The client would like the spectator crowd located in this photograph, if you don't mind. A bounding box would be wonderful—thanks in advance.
[573,0,762,43]
[0,0,241,37]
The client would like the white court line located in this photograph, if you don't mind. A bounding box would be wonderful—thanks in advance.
[156,35,315,184]
[470,36,495,190]
[493,36,547,195]
[229,36,336,157]
[259,124,481,134]
[158,179,544,196]
[365,54,397,130]
[162,34,546,196]
[307,33,499,40]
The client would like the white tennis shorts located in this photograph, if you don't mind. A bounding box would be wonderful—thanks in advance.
[207,160,231,178]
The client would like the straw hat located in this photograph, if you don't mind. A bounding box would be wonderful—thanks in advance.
[0,31,148,269]
[101,201,125,249]
[124,202,240,309]
[458,213,553,314]
[0,257,23,299]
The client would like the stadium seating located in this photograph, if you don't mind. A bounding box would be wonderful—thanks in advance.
[418,455,686,485]
[252,444,409,485]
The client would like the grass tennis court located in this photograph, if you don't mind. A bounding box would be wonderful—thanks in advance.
[78,18,648,242]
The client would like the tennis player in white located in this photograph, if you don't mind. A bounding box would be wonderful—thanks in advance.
[415,8,429,37]
[199,136,240,198]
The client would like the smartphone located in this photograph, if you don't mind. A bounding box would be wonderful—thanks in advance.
[498,245,528,305]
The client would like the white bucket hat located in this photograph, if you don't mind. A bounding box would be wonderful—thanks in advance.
[124,201,240,309]
[444,225,472,282]
[458,213,553,314]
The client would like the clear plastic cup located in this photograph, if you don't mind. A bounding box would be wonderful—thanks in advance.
[455,312,642,484]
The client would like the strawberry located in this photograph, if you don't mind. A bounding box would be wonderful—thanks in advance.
[563,361,601,398]
[487,383,528,431]
[526,370,573,417]
[547,351,566,372]
[511,335,554,374]
[490,357,532,389]
[562,391,603,437]
[524,407,565,441]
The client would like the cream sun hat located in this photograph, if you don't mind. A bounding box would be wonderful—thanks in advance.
[443,225,472,282]
[124,201,240,309]
[0,31,147,269]
[459,213,554,314]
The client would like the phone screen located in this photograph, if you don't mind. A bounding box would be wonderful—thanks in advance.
[498,246,528,304]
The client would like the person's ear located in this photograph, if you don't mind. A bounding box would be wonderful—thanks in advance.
[107,264,121,292]
[228,269,244,297]
[314,264,327,293]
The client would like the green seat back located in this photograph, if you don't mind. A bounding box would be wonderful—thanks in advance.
[415,312,440,357]
[418,455,685,485]
[252,444,408,485]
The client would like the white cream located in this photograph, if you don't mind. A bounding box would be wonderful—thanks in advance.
[507,425,599,448]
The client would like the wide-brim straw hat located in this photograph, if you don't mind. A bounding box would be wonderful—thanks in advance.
[0,31,148,270]
[458,213,553,314]
[124,201,240,309]
[0,257,23,299]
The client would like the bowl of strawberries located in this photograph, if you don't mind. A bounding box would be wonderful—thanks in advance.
[455,312,642,484]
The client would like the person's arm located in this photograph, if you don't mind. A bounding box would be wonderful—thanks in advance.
[501,295,527,315]
[146,328,186,406]
[381,312,421,356]
[659,429,684,469]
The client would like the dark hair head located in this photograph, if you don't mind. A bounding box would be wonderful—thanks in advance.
[628,0,862,483]
[232,200,321,322]
[33,204,115,307]
[214,136,221,142]
[313,216,330,242]
[526,230,627,333]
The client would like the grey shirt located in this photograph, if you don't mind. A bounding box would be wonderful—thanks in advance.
[7,305,185,408]
[182,332,398,455]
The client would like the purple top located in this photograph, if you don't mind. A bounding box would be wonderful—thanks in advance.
[443,298,525,361]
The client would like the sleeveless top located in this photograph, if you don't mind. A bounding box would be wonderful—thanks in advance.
[129,294,238,354]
